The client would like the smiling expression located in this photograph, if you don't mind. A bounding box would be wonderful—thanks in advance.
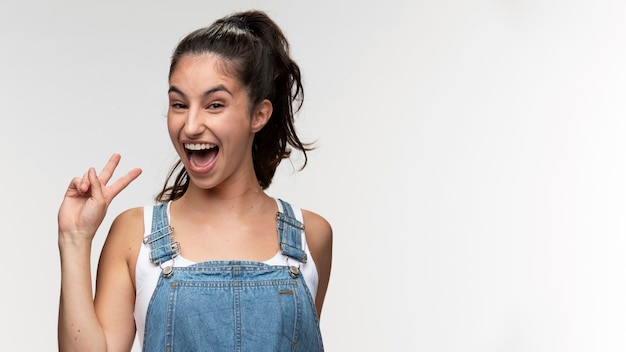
[167,54,270,191]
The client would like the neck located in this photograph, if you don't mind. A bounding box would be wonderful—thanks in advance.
[176,181,273,217]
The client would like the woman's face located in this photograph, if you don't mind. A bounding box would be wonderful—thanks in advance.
[167,54,269,191]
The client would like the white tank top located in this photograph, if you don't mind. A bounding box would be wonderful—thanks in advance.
[133,199,319,346]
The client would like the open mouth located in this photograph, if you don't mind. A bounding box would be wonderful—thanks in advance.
[184,143,219,169]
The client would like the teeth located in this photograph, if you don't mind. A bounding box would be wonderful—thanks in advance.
[184,143,216,151]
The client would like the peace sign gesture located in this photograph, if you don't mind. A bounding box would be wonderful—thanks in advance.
[58,153,142,242]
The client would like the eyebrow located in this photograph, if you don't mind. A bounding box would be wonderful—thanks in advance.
[168,84,234,99]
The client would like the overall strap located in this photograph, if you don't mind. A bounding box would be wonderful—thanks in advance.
[142,203,180,266]
[277,199,307,263]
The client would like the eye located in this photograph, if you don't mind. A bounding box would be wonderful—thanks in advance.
[206,102,224,110]
[170,102,187,110]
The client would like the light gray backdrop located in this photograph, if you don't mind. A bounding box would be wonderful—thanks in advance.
[2,0,626,351]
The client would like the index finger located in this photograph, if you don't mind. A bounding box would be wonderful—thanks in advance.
[98,153,123,186]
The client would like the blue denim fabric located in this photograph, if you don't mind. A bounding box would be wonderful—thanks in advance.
[142,199,324,351]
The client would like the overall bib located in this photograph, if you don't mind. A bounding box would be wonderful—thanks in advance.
[141,199,324,352]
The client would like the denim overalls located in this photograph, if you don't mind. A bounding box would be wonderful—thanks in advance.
[141,199,324,351]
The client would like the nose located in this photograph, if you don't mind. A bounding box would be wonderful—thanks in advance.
[183,107,205,137]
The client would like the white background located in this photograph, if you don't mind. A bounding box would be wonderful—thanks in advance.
[1,0,626,351]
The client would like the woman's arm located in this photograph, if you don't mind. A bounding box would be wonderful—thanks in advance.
[94,207,144,351]
[57,154,141,352]
[302,210,333,318]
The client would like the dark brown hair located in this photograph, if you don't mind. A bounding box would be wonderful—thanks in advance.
[156,10,311,202]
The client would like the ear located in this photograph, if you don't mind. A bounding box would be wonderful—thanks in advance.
[251,99,273,133]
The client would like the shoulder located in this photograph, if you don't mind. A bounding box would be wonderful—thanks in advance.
[302,210,332,243]
[109,206,145,237]
[301,209,332,263]
[102,206,146,261]
[99,206,146,284]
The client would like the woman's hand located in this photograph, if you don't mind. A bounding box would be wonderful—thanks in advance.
[58,153,142,242]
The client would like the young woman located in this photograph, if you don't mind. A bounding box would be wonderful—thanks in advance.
[58,10,332,351]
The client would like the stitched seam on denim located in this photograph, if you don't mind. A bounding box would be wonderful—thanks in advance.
[147,203,179,265]
[277,199,307,263]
